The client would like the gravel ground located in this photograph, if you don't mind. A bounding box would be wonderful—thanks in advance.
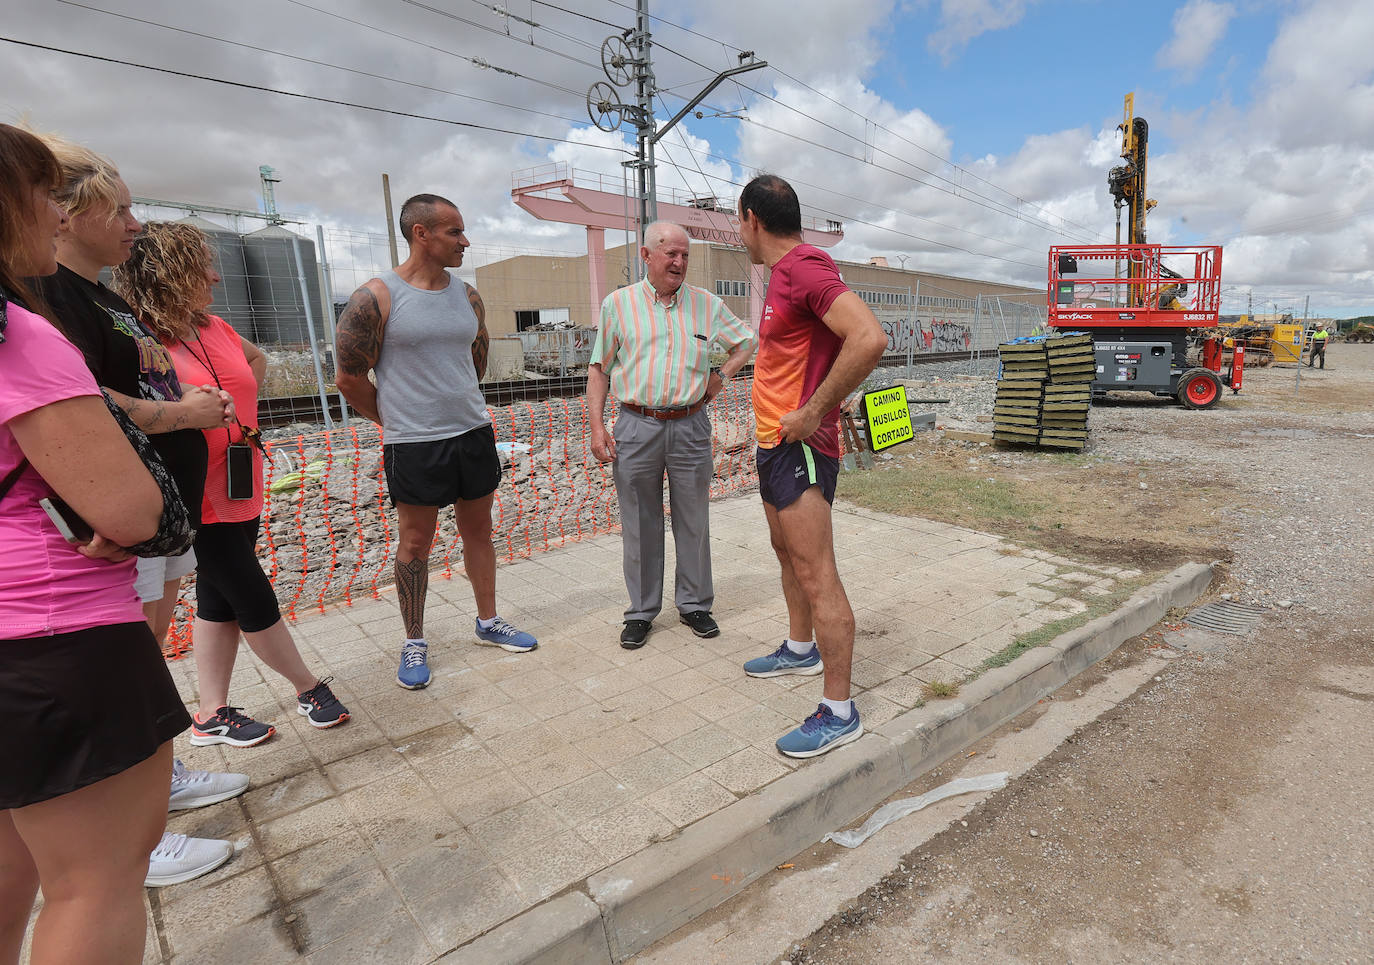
[885,353,1374,608]
[774,348,1374,964]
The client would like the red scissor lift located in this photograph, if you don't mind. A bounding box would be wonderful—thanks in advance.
[1047,243,1239,408]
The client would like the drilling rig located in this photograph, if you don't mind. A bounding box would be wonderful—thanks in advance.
[1046,94,1236,409]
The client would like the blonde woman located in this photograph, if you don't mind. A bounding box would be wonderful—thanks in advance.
[30,133,249,887]
[114,223,349,746]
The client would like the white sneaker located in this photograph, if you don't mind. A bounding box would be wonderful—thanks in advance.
[168,758,250,812]
[145,832,233,887]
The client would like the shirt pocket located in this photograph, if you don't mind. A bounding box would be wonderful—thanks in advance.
[687,326,712,376]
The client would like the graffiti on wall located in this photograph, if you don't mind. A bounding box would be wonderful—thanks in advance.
[879,317,972,354]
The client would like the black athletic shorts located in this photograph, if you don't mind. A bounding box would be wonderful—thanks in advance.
[384,424,502,506]
[194,517,283,632]
[0,621,190,809]
[756,440,839,510]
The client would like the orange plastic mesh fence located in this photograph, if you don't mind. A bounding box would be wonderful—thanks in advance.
[161,381,761,658]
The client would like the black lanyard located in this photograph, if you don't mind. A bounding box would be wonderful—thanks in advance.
[180,334,262,452]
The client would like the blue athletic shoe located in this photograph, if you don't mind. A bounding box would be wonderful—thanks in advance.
[743,641,824,678]
[475,617,537,653]
[775,704,864,759]
[397,641,430,689]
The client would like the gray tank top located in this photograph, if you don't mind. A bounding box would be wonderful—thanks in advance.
[373,270,490,443]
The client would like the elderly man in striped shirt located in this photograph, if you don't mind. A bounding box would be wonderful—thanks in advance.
[587,222,756,649]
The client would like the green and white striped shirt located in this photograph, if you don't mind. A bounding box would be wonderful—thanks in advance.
[591,279,755,407]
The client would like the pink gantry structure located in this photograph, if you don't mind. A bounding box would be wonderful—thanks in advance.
[511,162,844,324]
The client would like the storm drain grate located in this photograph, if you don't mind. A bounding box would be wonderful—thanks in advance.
[1184,600,1267,635]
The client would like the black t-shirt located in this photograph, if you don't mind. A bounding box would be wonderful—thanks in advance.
[33,266,208,526]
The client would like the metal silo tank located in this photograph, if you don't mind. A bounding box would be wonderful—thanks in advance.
[242,225,323,349]
[178,216,256,341]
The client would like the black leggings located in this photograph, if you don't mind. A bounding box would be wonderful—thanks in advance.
[193,517,282,632]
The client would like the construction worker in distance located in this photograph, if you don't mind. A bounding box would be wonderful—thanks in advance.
[1308,323,1330,369]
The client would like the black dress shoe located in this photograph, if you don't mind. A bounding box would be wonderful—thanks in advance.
[679,610,720,639]
[620,620,652,649]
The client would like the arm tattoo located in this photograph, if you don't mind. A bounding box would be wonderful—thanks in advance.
[467,283,489,381]
[395,556,429,639]
[113,390,180,434]
[336,287,384,377]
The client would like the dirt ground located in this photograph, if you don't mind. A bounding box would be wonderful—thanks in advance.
[766,350,1374,963]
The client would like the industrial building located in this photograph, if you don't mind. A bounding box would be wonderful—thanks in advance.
[473,241,1041,337]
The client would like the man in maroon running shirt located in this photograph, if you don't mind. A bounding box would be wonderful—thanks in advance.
[736,174,887,759]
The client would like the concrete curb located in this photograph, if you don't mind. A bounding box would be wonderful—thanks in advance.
[457,561,1213,963]
[436,894,610,965]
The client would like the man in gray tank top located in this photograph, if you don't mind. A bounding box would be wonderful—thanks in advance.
[335,193,537,691]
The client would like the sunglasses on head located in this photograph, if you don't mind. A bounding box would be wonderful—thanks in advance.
[239,422,265,453]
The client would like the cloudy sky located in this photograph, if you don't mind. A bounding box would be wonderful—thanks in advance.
[5,0,1371,317]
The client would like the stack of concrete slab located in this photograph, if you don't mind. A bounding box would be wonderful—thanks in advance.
[993,333,1093,450]
[1039,333,1094,449]
[992,377,1043,445]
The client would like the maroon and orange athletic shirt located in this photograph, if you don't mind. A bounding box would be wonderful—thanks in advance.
[752,244,851,458]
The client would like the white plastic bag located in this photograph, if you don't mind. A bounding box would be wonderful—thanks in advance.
[821,772,1010,848]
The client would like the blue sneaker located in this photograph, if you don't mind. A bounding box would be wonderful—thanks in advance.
[775,704,863,759]
[743,641,823,678]
[397,641,430,689]
[475,617,537,653]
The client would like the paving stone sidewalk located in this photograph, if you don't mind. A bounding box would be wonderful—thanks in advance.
[46,494,1135,963]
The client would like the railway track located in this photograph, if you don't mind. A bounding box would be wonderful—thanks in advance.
[257,350,986,429]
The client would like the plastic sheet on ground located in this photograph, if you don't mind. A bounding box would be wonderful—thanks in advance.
[821,772,1010,848]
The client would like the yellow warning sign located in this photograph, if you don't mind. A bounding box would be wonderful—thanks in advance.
[862,384,913,452]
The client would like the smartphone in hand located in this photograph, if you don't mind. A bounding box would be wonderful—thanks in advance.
[38,496,95,544]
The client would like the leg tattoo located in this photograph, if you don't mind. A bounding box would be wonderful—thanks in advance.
[396,557,429,639]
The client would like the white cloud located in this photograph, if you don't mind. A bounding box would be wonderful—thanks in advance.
[677,0,899,84]
[1156,0,1236,78]
[5,0,1374,317]
[926,0,1031,65]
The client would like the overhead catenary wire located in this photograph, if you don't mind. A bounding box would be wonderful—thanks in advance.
[434,0,1103,247]
[672,99,1100,249]
[650,107,1056,262]
[529,0,623,31]
[1218,201,1374,242]
[723,72,1103,244]
[653,93,721,201]
[279,0,584,96]
[457,0,606,52]
[765,63,1105,239]
[0,36,634,155]
[655,68,1103,245]
[599,5,1105,243]
[652,129,1050,271]
[396,0,601,69]
[56,0,596,126]
[40,0,1049,263]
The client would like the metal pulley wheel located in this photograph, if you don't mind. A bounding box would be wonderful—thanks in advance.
[601,35,635,86]
[587,82,622,132]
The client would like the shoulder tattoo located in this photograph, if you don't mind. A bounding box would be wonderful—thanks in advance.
[336,287,383,376]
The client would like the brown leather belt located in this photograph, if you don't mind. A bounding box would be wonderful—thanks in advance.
[620,398,707,421]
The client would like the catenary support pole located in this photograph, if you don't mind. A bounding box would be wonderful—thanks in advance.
[291,234,334,430]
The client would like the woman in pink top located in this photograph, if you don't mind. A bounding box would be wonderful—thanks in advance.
[0,124,190,963]
[114,223,349,748]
